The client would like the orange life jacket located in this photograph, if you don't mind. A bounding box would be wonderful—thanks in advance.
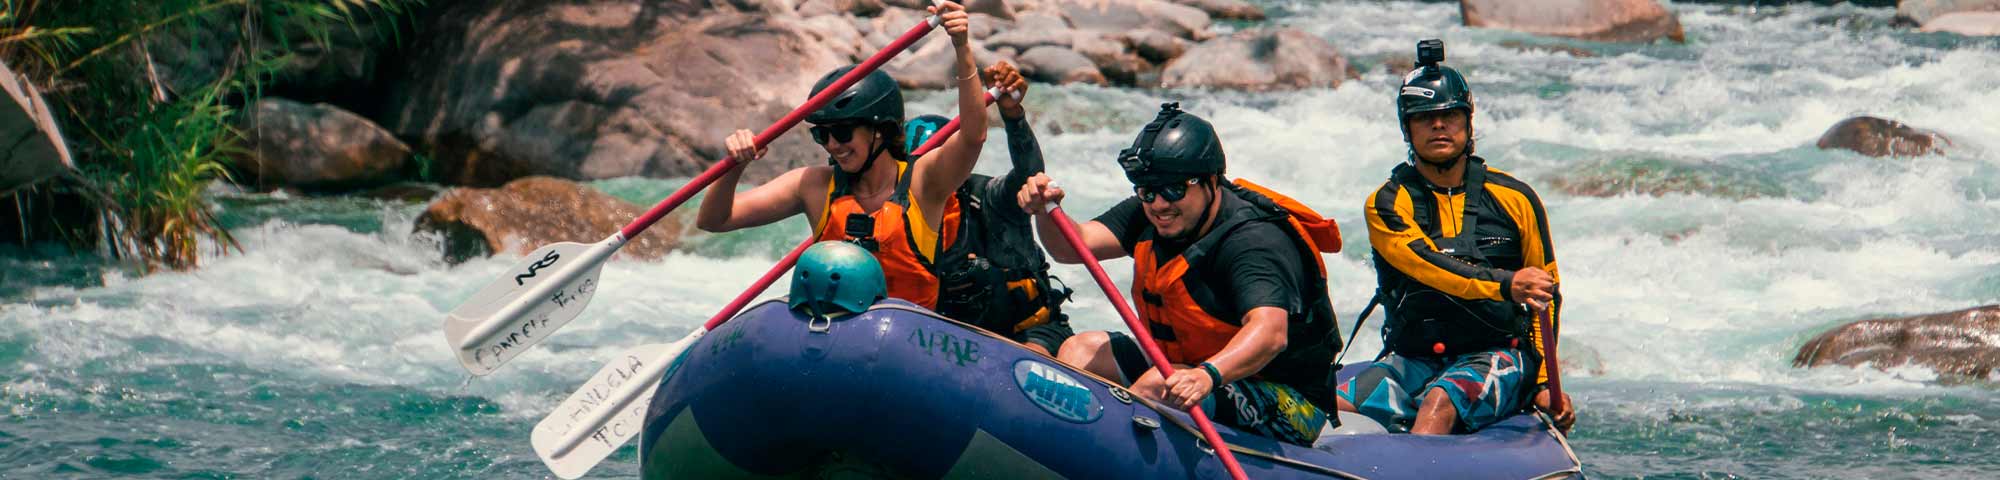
[814,162,960,309]
[1132,179,1341,367]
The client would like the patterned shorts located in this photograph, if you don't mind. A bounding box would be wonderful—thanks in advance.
[1335,348,1534,433]
[1107,333,1329,446]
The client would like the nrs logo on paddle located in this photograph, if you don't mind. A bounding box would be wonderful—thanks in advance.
[1013,360,1103,423]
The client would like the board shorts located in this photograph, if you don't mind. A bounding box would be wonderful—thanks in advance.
[1336,348,1534,433]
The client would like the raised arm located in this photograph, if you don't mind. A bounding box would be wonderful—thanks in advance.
[696,129,810,233]
[911,1,987,219]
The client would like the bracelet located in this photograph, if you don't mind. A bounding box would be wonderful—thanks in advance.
[1199,362,1224,388]
[956,71,978,81]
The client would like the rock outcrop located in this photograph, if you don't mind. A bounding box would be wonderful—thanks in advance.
[1814,116,1952,158]
[415,177,682,263]
[1461,0,1686,44]
[1794,305,2000,381]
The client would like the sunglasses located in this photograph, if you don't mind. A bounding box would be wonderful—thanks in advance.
[810,124,865,145]
[1134,177,1200,203]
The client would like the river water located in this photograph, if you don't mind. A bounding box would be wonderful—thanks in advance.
[4,1,1997,478]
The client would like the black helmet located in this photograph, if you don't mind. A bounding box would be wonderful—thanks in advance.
[1118,103,1225,185]
[1396,39,1474,144]
[807,65,904,127]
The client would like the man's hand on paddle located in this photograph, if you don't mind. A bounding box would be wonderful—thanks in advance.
[1534,387,1575,433]
[1128,366,1214,411]
[930,1,971,45]
[986,61,1029,118]
[1510,267,1555,312]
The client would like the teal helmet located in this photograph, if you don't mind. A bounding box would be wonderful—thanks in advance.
[788,241,888,315]
[1396,39,1475,145]
[904,114,951,153]
[1117,102,1226,186]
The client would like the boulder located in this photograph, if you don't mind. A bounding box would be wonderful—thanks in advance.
[1896,0,2000,26]
[1172,0,1265,21]
[415,176,682,263]
[1125,28,1191,64]
[1461,0,1686,44]
[796,0,885,17]
[1060,0,1213,41]
[384,0,853,186]
[236,98,410,192]
[1919,11,2000,35]
[1017,46,1108,85]
[1546,155,1785,200]
[1814,116,1952,158]
[0,60,72,195]
[966,0,1017,20]
[1793,305,2000,381]
[882,36,1007,90]
[1160,28,1351,91]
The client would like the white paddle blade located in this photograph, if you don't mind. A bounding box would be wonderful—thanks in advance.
[443,241,610,375]
[532,333,703,479]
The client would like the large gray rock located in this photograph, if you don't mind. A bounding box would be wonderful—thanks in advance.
[1017,45,1108,85]
[415,177,683,263]
[1794,305,2000,381]
[881,36,1007,90]
[1160,28,1351,91]
[384,0,854,186]
[1897,0,2000,26]
[1125,28,1192,63]
[1461,0,1686,44]
[1919,11,2000,35]
[0,61,71,195]
[1815,116,1952,158]
[237,98,410,191]
[1060,0,1213,41]
[1172,0,1264,21]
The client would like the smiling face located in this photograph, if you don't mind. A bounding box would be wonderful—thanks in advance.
[1135,177,1211,240]
[1407,108,1471,165]
[817,123,885,173]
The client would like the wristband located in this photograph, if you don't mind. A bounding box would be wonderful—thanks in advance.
[1199,362,1224,388]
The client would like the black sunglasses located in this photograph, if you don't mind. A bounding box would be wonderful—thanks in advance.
[810,124,864,145]
[1134,177,1200,203]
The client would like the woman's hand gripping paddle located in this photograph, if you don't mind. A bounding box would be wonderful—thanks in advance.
[1040,205,1251,480]
[440,11,952,378]
[527,85,1004,479]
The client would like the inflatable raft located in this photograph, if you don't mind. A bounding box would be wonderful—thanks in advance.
[639,299,1582,479]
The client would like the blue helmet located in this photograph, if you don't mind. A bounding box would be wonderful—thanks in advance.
[904,114,951,154]
[788,241,888,315]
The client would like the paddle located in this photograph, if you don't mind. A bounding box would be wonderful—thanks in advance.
[440,11,951,377]
[529,87,1004,480]
[1539,306,1566,417]
[1040,205,1250,480]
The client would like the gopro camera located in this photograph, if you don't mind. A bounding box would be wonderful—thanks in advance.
[1416,39,1445,68]
[844,213,879,252]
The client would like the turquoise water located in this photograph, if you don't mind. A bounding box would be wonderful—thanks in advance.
[6,1,2000,478]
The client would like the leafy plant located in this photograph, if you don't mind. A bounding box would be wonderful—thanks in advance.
[0,0,417,271]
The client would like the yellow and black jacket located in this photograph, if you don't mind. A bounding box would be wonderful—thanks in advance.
[1364,156,1562,385]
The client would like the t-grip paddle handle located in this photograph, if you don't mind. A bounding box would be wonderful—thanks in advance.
[1042,206,1251,480]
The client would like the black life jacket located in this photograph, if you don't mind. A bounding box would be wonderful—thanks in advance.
[931,173,1071,337]
[1377,158,1533,358]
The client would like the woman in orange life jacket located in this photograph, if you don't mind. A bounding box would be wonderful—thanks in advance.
[1015,103,1345,447]
[695,1,984,310]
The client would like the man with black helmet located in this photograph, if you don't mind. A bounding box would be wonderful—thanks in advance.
[1339,39,1575,435]
[1017,103,1345,446]
[696,1,985,311]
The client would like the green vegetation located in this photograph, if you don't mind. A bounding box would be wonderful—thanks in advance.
[0,0,416,271]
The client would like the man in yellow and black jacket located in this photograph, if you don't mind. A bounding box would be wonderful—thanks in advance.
[1337,39,1575,435]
